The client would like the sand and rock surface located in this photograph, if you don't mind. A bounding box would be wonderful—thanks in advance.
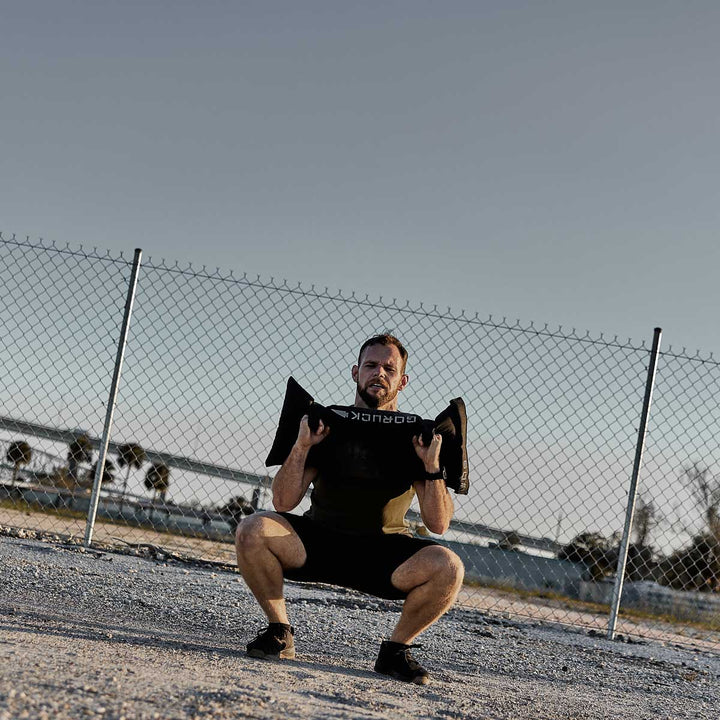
[0,531,718,720]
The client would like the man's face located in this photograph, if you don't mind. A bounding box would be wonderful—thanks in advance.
[352,344,408,410]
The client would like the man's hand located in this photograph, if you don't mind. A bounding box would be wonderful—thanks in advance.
[297,414,330,449]
[273,414,327,512]
[413,432,452,534]
[412,432,442,472]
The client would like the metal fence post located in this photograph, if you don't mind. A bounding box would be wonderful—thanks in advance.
[607,327,662,640]
[84,248,143,547]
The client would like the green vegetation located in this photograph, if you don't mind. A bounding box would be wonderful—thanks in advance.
[558,480,720,593]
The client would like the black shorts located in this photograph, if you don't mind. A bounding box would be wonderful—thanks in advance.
[278,512,438,600]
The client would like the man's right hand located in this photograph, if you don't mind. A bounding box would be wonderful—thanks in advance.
[273,415,325,512]
[296,414,330,449]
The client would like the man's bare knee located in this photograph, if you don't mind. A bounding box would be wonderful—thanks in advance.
[393,545,465,592]
[442,548,465,588]
[235,511,306,569]
[235,512,275,554]
[421,546,464,586]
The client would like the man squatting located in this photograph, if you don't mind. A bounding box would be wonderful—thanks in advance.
[235,334,465,684]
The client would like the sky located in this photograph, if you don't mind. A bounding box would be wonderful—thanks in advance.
[2,1,720,357]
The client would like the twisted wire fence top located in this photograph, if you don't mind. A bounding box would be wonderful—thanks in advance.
[9,227,716,355]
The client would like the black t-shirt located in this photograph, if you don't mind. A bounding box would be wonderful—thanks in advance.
[304,409,425,535]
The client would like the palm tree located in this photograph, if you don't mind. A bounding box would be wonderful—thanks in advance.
[218,495,255,532]
[88,459,116,487]
[116,443,146,511]
[67,434,93,483]
[6,440,32,486]
[144,463,170,503]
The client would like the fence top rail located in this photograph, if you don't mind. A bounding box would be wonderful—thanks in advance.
[3,232,718,363]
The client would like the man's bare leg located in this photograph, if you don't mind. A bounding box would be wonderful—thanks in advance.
[389,545,465,644]
[235,512,306,625]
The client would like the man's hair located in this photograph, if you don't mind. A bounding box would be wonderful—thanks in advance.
[357,334,408,373]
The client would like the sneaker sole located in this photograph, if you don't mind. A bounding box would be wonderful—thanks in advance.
[247,647,296,660]
[375,668,430,685]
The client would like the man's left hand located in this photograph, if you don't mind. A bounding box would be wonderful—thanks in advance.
[412,432,442,472]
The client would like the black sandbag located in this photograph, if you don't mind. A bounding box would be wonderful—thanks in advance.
[264,377,315,467]
[265,377,469,494]
[433,398,469,494]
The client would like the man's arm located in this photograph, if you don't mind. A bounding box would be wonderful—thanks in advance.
[412,434,454,535]
[271,415,328,512]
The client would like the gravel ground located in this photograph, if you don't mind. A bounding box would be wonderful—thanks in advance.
[0,532,718,720]
[3,505,719,652]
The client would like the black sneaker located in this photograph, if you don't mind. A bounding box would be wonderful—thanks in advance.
[374,641,430,685]
[247,623,295,660]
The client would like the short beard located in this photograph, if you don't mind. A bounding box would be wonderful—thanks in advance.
[357,382,399,409]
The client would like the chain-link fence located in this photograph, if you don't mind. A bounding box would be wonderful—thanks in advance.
[1,234,719,652]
